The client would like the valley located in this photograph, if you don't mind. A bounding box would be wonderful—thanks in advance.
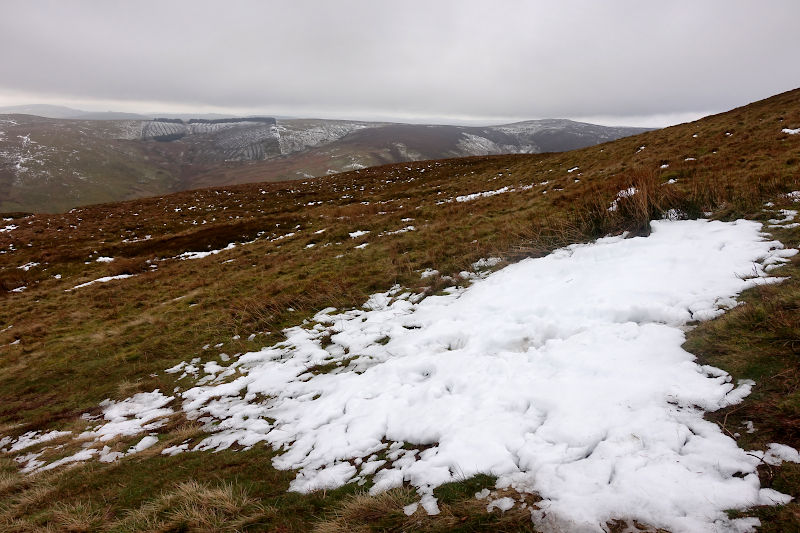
[0,112,647,213]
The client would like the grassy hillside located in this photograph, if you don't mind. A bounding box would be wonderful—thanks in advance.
[0,115,182,213]
[0,115,646,214]
[0,88,798,531]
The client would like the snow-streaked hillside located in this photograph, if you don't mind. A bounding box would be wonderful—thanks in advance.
[136,117,378,161]
[1,86,799,530]
[0,112,647,212]
[131,117,647,163]
[273,120,374,155]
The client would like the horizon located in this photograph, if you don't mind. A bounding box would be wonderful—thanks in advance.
[0,99,712,128]
[3,1,798,129]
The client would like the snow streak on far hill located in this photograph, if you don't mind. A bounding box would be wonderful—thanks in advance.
[132,117,645,162]
[172,219,796,533]
[0,113,647,212]
[135,118,375,161]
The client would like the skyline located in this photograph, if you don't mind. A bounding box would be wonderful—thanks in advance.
[2,0,799,127]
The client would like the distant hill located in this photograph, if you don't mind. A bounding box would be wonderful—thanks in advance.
[0,112,648,213]
[0,104,151,120]
[0,104,91,119]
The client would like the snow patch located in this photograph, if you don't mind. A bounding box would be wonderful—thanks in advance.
[487,497,515,512]
[456,186,511,203]
[68,274,134,291]
[0,430,72,453]
[164,218,794,532]
[78,391,174,442]
[17,262,39,271]
[472,257,502,270]
[608,187,637,212]
[16,219,799,532]
[178,242,237,260]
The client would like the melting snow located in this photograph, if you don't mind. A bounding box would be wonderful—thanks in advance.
[782,128,800,135]
[78,391,174,442]
[381,226,416,236]
[472,257,502,270]
[766,208,800,231]
[768,209,798,226]
[607,187,637,212]
[7,391,174,473]
[0,430,72,453]
[8,219,800,532]
[487,497,516,512]
[68,274,134,291]
[420,268,439,279]
[178,242,237,260]
[162,218,796,532]
[456,186,511,202]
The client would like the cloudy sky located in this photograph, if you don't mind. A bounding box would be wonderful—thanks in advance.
[1,0,798,126]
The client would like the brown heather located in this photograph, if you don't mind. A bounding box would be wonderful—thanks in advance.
[0,88,798,531]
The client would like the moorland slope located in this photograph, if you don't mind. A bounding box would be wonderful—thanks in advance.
[0,89,798,531]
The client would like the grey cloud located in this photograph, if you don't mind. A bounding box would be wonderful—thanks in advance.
[1,0,799,125]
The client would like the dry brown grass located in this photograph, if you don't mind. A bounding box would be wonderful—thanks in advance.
[1,477,60,522]
[0,458,30,499]
[112,480,274,532]
[313,486,538,533]
[107,257,150,277]
[50,501,108,532]
[0,87,798,531]
[1,473,274,532]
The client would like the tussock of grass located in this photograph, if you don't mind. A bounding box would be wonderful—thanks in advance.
[50,501,108,533]
[313,485,538,533]
[113,480,274,532]
[1,474,275,532]
[0,471,29,500]
[312,488,418,533]
[1,474,61,522]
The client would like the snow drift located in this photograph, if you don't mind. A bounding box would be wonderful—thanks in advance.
[174,218,797,532]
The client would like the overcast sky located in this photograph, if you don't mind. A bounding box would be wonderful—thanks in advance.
[1,0,799,127]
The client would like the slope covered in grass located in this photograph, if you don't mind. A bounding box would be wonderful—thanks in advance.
[0,114,646,214]
[0,88,799,531]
